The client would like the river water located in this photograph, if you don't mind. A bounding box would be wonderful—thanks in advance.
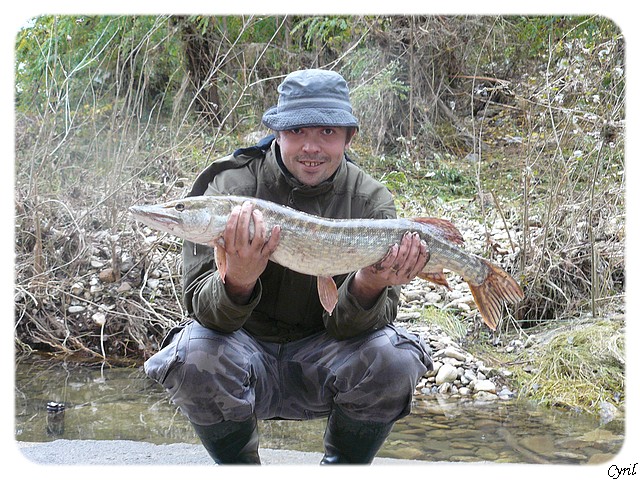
[15,354,623,464]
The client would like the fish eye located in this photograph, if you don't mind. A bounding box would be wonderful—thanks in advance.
[174,203,185,212]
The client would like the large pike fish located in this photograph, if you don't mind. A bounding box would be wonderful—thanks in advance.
[129,195,524,329]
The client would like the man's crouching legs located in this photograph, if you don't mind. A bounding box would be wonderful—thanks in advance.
[317,325,432,465]
[144,321,268,464]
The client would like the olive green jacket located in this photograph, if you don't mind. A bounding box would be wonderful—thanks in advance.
[182,138,400,342]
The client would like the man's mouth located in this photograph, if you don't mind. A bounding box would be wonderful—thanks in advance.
[300,161,323,167]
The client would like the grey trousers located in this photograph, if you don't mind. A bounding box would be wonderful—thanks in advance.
[144,321,432,426]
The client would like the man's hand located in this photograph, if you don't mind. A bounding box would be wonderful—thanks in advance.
[348,232,430,309]
[218,201,280,304]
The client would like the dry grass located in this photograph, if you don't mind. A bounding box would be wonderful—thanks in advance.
[517,319,625,412]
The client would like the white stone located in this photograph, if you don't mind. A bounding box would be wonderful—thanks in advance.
[435,363,459,385]
[92,312,107,326]
[424,292,442,303]
[474,379,497,393]
[426,361,443,378]
[443,347,467,361]
[70,282,84,295]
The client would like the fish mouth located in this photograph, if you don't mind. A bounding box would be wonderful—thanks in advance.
[129,205,181,228]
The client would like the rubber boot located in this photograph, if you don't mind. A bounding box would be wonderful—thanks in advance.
[320,406,395,465]
[191,417,261,464]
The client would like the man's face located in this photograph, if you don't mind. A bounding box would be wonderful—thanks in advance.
[276,127,352,187]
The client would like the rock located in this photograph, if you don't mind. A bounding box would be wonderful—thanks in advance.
[442,347,467,362]
[117,282,132,293]
[476,446,499,461]
[403,291,424,302]
[426,361,442,378]
[441,357,463,367]
[473,379,497,393]
[578,428,619,444]
[587,453,617,464]
[598,401,619,425]
[438,382,452,394]
[555,451,587,461]
[456,302,471,312]
[456,295,475,306]
[447,290,463,301]
[497,387,516,399]
[70,282,84,296]
[435,363,458,385]
[520,435,555,456]
[423,292,442,303]
[99,268,117,283]
[473,391,498,402]
[68,305,86,313]
[92,312,107,326]
[462,369,477,383]
[396,312,421,322]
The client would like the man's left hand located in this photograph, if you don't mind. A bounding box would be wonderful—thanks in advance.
[348,232,430,309]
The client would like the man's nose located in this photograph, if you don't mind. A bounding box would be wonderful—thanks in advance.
[302,136,321,152]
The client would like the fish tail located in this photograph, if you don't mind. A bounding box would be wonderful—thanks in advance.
[468,260,524,330]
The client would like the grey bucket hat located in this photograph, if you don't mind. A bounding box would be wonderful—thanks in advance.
[262,69,359,131]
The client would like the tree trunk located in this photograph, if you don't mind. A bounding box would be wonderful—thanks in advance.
[176,17,222,126]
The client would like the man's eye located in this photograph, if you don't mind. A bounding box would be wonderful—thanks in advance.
[290,128,302,134]
[322,128,334,135]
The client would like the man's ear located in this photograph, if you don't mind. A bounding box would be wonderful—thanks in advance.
[345,128,357,148]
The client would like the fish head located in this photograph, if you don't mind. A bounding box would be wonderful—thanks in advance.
[129,197,225,245]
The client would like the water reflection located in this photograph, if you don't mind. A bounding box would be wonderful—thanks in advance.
[15,355,623,464]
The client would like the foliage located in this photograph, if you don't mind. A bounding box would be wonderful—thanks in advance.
[15,16,184,116]
[290,16,353,50]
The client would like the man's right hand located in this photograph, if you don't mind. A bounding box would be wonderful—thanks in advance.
[218,201,280,304]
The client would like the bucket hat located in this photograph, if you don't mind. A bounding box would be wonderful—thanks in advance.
[262,69,359,131]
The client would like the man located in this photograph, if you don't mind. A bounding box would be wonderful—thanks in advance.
[144,69,433,464]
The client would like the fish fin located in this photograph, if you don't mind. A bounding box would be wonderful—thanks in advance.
[412,217,465,245]
[417,270,451,290]
[214,245,227,283]
[468,260,524,330]
[317,276,338,316]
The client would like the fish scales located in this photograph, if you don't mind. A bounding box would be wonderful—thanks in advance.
[129,195,524,329]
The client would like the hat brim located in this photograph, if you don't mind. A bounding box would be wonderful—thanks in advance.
[262,106,359,131]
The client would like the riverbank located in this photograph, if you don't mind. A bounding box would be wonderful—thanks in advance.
[17,439,428,465]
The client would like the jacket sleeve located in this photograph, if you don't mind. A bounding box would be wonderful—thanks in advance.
[322,187,401,340]
[182,241,261,332]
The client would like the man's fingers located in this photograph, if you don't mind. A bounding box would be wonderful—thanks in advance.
[407,240,429,278]
[223,205,242,252]
[263,225,281,256]
[235,201,254,246]
[393,232,418,275]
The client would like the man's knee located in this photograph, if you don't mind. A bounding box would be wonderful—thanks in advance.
[145,322,258,424]
[333,326,432,421]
